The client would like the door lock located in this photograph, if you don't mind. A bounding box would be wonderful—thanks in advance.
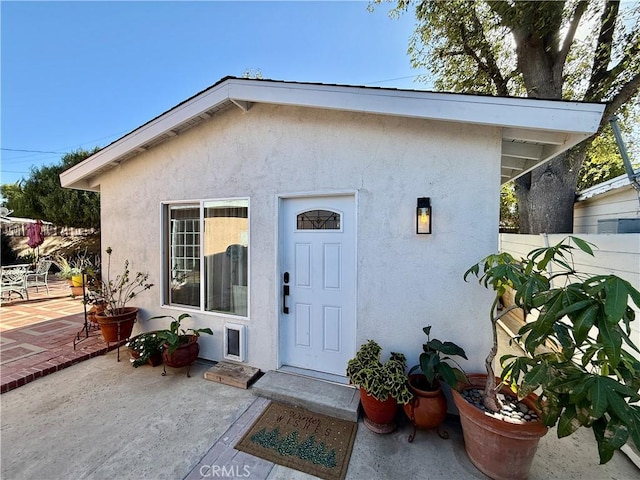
[283,271,290,314]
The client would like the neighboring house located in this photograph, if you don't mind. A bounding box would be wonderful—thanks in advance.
[574,171,640,234]
[60,77,605,382]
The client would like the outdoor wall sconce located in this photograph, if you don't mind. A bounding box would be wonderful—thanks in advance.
[417,197,432,234]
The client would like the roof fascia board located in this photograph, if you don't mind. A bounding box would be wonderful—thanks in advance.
[61,78,605,190]
[60,82,232,188]
[226,80,605,134]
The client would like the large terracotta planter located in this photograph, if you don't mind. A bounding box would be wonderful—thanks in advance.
[452,374,548,480]
[162,335,199,376]
[95,307,138,343]
[359,388,398,433]
[403,374,448,437]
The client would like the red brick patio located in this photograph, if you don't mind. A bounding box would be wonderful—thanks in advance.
[0,278,121,393]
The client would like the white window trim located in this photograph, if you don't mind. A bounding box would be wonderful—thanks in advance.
[160,197,250,320]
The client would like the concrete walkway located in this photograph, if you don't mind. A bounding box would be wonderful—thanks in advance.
[1,287,638,479]
[1,349,638,480]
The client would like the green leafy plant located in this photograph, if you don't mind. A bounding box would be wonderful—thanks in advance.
[346,340,413,405]
[92,247,154,316]
[464,236,640,464]
[409,325,468,391]
[149,312,213,354]
[126,332,163,368]
[53,254,81,280]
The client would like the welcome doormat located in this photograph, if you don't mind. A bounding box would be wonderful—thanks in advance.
[234,402,358,480]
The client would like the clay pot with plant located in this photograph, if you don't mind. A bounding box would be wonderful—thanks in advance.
[92,247,154,344]
[149,312,213,377]
[346,340,413,433]
[404,325,467,441]
[462,236,640,480]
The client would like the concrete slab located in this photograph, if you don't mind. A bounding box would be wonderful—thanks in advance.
[252,370,360,422]
[1,349,638,480]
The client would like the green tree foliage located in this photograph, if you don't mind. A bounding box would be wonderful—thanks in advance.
[1,148,100,229]
[499,183,519,232]
[578,126,627,191]
[374,0,640,233]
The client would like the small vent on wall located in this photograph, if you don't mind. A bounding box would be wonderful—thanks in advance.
[224,323,246,362]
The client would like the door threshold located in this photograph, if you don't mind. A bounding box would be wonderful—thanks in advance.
[278,365,351,386]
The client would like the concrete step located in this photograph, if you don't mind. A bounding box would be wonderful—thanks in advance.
[251,370,360,422]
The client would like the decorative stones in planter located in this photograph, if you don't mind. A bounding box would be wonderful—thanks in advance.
[451,374,547,480]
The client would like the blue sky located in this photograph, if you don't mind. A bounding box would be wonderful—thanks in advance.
[1,1,426,185]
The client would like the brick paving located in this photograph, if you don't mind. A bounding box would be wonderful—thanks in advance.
[0,278,121,393]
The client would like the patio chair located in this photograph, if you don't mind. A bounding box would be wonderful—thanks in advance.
[1,266,30,302]
[26,258,53,294]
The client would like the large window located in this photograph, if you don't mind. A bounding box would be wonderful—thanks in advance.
[164,199,249,317]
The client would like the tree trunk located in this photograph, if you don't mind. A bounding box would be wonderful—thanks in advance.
[515,143,589,234]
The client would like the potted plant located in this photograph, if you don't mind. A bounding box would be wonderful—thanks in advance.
[462,236,640,480]
[346,339,413,433]
[92,247,154,343]
[404,325,467,440]
[126,332,164,367]
[150,312,213,377]
[53,254,82,292]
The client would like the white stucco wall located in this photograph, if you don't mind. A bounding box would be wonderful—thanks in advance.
[97,103,500,376]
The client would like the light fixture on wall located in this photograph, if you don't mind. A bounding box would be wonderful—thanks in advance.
[417,197,432,234]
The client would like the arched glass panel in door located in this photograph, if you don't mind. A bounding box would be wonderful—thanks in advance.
[296,210,341,230]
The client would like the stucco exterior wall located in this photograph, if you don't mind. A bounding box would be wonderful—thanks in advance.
[97,103,500,375]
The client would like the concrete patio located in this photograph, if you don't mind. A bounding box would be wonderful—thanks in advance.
[0,286,638,479]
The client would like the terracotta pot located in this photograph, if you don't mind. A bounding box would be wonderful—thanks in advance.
[359,387,398,426]
[403,374,448,430]
[95,307,138,343]
[452,374,548,480]
[70,285,84,297]
[128,348,163,367]
[162,335,199,368]
[71,275,85,287]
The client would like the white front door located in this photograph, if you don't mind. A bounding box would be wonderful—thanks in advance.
[279,195,356,377]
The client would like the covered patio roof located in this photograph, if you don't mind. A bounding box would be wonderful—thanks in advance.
[60,77,605,192]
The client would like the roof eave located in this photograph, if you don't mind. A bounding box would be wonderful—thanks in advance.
[60,78,606,190]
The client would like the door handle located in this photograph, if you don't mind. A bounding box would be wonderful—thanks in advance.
[283,271,290,314]
[283,285,290,314]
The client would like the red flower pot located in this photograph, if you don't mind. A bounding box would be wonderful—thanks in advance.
[359,387,398,433]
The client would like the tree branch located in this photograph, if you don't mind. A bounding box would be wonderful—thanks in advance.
[556,1,588,66]
[460,5,509,96]
[601,71,640,126]
[585,1,620,100]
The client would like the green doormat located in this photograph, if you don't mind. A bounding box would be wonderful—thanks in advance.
[235,402,358,480]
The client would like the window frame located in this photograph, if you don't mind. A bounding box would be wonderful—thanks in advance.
[161,197,250,320]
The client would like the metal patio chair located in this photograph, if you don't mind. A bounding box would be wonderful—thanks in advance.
[26,258,53,294]
[1,265,30,302]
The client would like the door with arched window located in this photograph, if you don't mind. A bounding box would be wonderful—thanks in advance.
[279,195,356,379]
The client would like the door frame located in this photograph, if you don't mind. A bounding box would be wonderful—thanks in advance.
[275,190,358,379]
